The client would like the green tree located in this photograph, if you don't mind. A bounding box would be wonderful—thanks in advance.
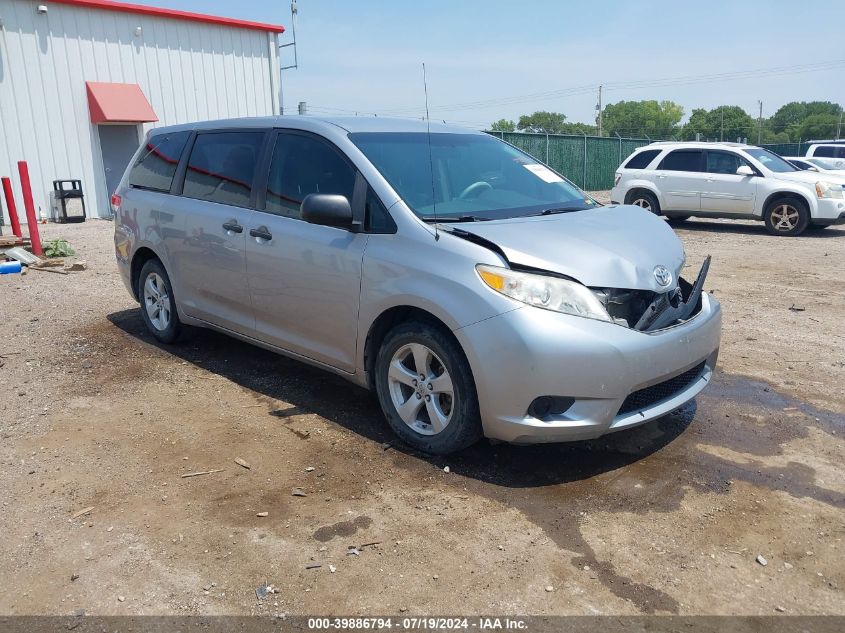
[769,101,842,141]
[798,114,840,141]
[600,100,684,138]
[489,118,516,132]
[516,111,569,134]
[680,106,755,141]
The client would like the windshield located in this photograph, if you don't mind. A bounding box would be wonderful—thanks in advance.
[743,148,798,173]
[349,132,597,220]
[808,158,838,170]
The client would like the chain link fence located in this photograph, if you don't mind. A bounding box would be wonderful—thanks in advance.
[487,131,816,191]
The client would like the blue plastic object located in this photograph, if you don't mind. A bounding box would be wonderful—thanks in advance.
[0,261,23,274]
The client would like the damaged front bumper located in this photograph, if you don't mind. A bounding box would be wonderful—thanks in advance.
[454,279,721,444]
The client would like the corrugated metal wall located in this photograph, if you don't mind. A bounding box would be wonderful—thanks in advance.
[0,0,281,221]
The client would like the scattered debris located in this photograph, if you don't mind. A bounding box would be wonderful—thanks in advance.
[234,457,251,470]
[545,585,554,592]
[359,541,382,548]
[292,488,307,497]
[443,466,450,473]
[29,266,69,275]
[71,506,94,519]
[3,246,40,265]
[117,596,125,603]
[181,469,224,478]
[70,573,79,582]
[107,526,113,532]
[347,546,361,556]
[381,442,392,451]
[784,562,793,570]
[255,584,277,600]
[256,511,269,517]
[497,545,504,551]
[756,555,768,566]
[305,564,322,570]
[329,565,337,573]
[788,304,805,312]
[305,466,315,472]
[65,260,87,272]
[775,606,786,613]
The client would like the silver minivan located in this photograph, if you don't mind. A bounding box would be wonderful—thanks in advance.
[114,117,721,454]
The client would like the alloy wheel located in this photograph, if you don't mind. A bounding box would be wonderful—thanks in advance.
[770,204,800,232]
[387,343,454,435]
[632,197,652,212]
[143,272,171,331]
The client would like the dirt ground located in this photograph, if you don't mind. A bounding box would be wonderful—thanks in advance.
[1,205,843,617]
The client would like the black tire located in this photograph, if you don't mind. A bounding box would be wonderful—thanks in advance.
[807,222,830,231]
[138,259,184,344]
[625,190,661,215]
[763,197,810,236]
[374,321,481,455]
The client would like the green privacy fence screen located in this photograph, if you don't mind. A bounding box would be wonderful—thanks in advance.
[485,132,816,190]
[487,131,652,191]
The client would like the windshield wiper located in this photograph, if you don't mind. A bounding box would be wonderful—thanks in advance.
[535,205,588,216]
[422,215,491,223]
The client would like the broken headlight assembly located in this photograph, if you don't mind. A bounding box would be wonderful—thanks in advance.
[476,264,611,322]
[816,181,844,199]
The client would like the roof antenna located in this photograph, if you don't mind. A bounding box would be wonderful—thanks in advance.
[423,62,439,241]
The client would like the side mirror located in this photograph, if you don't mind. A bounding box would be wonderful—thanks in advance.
[301,194,353,229]
[735,165,754,177]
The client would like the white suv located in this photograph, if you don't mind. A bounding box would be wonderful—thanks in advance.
[806,142,845,169]
[610,142,845,236]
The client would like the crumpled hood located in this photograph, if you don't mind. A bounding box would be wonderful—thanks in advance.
[447,205,686,292]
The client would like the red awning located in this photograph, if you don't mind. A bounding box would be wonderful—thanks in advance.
[86,82,158,124]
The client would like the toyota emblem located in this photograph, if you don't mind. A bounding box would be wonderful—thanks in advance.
[653,265,673,287]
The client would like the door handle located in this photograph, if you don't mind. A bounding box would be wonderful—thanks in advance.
[250,227,273,241]
[222,221,243,233]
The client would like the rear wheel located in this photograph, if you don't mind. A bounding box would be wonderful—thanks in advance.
[138,259,183,344]
[626,190,660,215]
[764,197,809,236]
[374,321,481,454]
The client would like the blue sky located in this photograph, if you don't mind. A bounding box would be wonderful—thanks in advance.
[136,0,845,129]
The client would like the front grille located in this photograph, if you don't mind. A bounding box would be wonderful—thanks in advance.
[617,361,706,416]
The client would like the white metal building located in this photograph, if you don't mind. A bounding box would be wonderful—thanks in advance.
[0,0,284,222]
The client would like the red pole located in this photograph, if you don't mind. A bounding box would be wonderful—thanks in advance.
[2,177,22,238]
[17,161,43,256]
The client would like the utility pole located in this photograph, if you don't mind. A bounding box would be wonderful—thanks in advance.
[720,110,724,142]
[837,110,843,140]
[279,1,300,115]
[757,100,763,145]
[596,85,603,137]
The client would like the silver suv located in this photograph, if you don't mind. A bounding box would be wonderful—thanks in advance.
[114,117,721,454]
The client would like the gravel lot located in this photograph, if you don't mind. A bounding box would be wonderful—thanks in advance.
[1,206,843,616]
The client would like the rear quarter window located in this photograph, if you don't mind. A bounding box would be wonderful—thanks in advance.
[623,149,660,170]
[182,131,266,208]
[127,131,191,192]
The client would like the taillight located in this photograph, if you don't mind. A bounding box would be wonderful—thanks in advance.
[110,193,121,214]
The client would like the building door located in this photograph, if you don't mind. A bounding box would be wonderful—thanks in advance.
[98,125,140,206]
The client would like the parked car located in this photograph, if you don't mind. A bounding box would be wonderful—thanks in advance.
[114,117,721,454]
[806,141,845,169]
[784,156,845,177]
[610,142,845,235]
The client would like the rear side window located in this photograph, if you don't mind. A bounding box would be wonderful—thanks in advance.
[814,146,845,158]
[127,131,190,192]
[658,150,703,172]
[265,133,356,219]
[623,149,660,170]
[182,131,265,207]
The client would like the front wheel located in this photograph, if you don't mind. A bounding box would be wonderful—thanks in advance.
[374,322,481,454]
[138,259,184,344]
[764,197,809,236]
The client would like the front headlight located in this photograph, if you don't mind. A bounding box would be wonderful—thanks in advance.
[816,181,845,199]
[476,264,611,322]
